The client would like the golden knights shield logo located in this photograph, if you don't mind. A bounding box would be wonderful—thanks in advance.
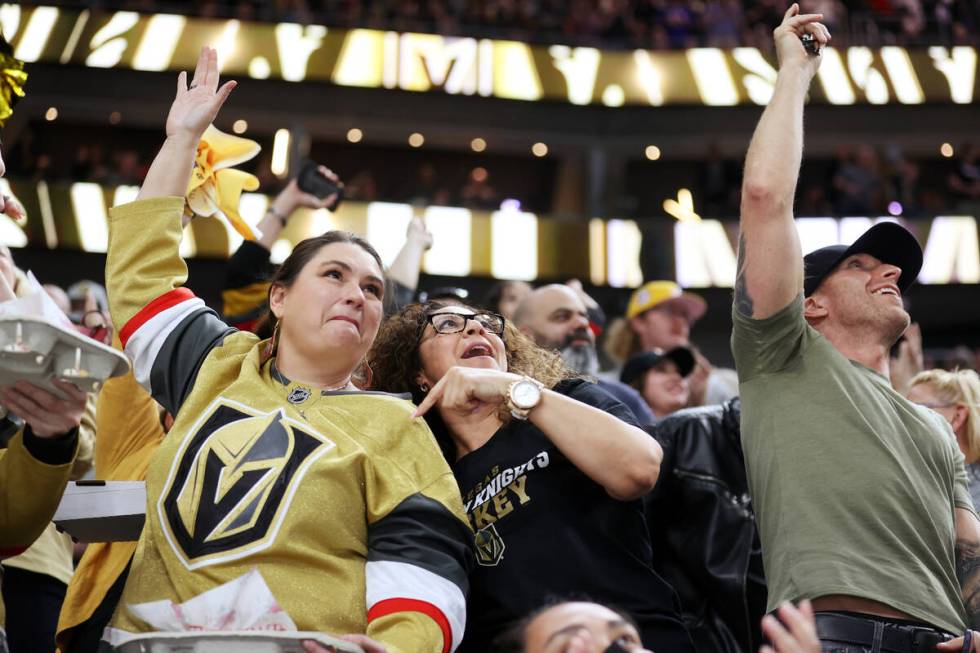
[158,398,334,570]
[474,523,505,566]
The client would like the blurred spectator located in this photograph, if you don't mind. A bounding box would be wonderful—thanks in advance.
[346,169,379,202]
[797,183,834,216]
[703,0,746,48]
[947,142,980,214]
[459,167,499,210]
[402,163,451,206]
[513,284,655,425]
[883,147,924,216]
[907,369,980,510]
[698,143,740,218]
[55,0,979,49]
[621,347,695,421]
[482,280,532,321]
[832,144,884,215]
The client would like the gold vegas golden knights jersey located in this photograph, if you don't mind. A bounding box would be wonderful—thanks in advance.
[103,197,474,653]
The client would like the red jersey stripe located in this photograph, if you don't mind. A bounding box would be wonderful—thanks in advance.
[367,597,452,653]
[119,287,197,348]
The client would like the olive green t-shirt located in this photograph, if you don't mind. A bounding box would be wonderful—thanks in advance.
[731,296,974,634]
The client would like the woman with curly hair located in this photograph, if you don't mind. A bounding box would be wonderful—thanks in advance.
[369,302,694,653]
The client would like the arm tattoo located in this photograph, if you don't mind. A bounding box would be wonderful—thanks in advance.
[734,232,754,317]
[956,536,980,627]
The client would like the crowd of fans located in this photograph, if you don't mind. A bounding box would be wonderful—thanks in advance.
[9,132,980,219]
[5,10,980,653]
[65,0,980,48]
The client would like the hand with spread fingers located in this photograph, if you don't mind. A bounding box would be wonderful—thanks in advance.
[760,601,820,653]
[774,3,831,76]
[413,366,521,419]
[166,46,237,146]
[0,378,87,438]
[302,634,389,653]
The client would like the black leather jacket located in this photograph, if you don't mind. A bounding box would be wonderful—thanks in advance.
[645,398,767,653]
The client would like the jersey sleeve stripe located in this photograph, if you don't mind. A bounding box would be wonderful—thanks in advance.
[122,294,207,392]
[368,598,452,653]
[366,559,465,652]
[119,288,197,347]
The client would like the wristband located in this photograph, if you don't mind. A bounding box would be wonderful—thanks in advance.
[266,206,288,226]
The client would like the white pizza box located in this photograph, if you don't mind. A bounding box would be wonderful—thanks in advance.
[53,480,146,542]
[113,631,365,653]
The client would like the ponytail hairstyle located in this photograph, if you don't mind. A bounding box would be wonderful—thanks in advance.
[909,368,980,462]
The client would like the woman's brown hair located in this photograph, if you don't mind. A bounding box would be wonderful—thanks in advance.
[368,302,578,457]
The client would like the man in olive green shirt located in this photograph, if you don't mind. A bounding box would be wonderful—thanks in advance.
[732,5,980,652]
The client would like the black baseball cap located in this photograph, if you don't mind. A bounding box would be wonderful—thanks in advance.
[621,347,696,386]
[803,222,923,297]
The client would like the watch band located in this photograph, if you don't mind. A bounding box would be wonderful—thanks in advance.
[506,377,543,421]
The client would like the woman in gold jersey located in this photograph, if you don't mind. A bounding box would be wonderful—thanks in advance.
[102,48,472,653]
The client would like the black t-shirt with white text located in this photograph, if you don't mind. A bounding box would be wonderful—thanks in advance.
[453,379,694,652]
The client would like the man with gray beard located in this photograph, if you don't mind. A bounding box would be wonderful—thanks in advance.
[513,285,654,425]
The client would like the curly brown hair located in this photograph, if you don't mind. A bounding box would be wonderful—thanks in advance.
[368,302,578,458]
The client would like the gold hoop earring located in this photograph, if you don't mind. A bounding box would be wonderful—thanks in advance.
[263,320,280,363]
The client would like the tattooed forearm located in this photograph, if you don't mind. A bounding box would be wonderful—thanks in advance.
[956,537,980,627]
[734,232,754,317]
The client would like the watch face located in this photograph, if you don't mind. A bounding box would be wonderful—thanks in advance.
[512,380,541,409]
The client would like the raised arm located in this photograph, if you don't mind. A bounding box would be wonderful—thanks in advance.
[415,370,662,501]
[108,47,236,413]
[735,4,830,319]
[222,168,340,329]
[386,217,432,294]
[0,423,78,552]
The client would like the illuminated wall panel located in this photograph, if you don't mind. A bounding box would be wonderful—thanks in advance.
[423,206,472,277]
[69,183,108,253]
[366,202,414,267]
[606,219,643,288]
[491,208,537,280]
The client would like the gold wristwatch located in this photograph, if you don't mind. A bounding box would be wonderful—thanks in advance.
[506,377,544,420]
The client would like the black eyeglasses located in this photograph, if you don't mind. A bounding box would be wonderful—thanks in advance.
[424,311,506,336]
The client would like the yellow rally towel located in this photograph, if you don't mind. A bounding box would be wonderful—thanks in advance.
[0,33,26,128]
[186,125,261,240]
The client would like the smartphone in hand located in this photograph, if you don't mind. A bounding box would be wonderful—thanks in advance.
[297,161,345,210]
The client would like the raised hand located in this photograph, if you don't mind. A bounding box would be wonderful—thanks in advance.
[0,379,87,438]
[412,366,521,418]
[275,166,343,216]
[166,47,237,144]
[406,216,433,250]
[760,601,820,653]
[774,4,831,77]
